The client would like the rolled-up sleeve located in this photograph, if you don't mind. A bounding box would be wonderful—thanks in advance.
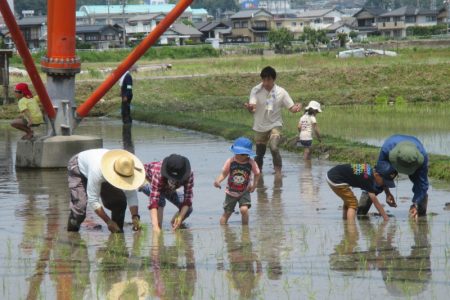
[182,172,194,207]
[86,175,102,211]
[124,190,138,207]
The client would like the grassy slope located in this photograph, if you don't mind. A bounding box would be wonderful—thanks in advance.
[2,47,450,181]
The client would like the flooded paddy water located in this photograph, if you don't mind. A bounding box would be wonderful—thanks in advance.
[0,119,449,299]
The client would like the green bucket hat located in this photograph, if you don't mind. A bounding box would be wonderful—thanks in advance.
[388,141,424,175]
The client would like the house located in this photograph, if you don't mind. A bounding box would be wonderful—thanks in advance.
[160,23,203,45]
[228,9,274,43]
[126,13,166,38]
[17,16,47,49]
[272,13,310,39]
[353,7,387,39]
[76,24,124,49]
[437,5,449,25]
[297,8,344,30]
[194,21,232,42]
[326,20,357,36]
[77,4,207,26]
[377,6,438,38]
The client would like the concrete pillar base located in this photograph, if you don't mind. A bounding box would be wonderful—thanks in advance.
[16,135,103,168]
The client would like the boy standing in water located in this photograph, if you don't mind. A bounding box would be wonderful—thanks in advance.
[297,100,322,160]
[214,137,260,225]
[327,161,397,222]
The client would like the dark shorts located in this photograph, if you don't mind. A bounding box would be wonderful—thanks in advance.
[297,139,312,148]
[223,191,251,214]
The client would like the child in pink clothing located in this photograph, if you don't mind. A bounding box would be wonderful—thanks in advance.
[214,137,260,225]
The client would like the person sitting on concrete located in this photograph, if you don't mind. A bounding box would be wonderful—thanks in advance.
[67,148,145,233]
[140,154,194,233]
[358,135,428,220]
[10,83,44,140]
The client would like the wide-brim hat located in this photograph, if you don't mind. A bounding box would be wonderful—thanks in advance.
[161,154,191,182]
[101,149,145,190]
[305,100,322,112]
[230,137,255,157]
[388,142,424,175]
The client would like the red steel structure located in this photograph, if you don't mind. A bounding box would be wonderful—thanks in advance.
[0,0,56,119]
[76,0,194,118]
[0,0,193,128]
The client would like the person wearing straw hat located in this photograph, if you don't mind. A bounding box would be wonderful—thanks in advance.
[140,154,194,232]
[244,66,302,176]
[214,137,260,225]
[67,148,146,233]
[10,82,44,140]
[358,135,428,220]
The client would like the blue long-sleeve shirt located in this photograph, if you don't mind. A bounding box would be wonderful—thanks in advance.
[378,135,428,205]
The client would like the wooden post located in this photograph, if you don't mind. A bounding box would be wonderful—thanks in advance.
[0,50,13,105]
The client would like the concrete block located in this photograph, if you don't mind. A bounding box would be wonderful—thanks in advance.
[16,135,103,168]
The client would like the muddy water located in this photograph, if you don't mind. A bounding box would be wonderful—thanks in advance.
[0,119,449,299]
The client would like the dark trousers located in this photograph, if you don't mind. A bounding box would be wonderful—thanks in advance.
[67,155,127,232]
[121,95,133,124]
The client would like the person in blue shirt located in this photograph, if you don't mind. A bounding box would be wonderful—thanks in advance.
[358,135,428,220]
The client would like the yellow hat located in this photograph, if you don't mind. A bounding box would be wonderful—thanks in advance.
[101,149,145,190]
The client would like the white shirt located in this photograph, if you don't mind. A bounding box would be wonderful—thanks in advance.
[77,148,138,211]
[298,114,317,141]
[249,83,294,132]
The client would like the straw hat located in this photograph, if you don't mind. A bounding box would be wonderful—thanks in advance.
[101,149,145,190]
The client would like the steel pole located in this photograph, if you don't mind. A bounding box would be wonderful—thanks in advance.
[76,0,193,118]
[0,0,56,119]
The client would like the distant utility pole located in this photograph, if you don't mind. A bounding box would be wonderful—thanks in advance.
[122,0,127,47]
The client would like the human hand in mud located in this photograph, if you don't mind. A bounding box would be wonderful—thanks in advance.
[132,215,142,231]
[107,220,121,233]
[409,204,419,221]
[386,194,397,207]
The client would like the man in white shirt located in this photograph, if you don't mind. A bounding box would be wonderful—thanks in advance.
[67,149,145,233]
[245,66,302,175]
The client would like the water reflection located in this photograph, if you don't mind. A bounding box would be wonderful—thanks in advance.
[122,124,135,154]
[221,226,262,298]
[329,222,360,273]
[51,232,90,299]
[256,175,284,279]
[330,219,432,297]
[299,160,320,204]
[15,169,69,300]
[361,220,431,297]
[150,231,197,300]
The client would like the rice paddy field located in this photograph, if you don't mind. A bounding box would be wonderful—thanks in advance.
[0,119,449,300]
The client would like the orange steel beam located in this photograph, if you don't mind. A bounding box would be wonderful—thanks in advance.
[76,0,194,118]
[41,0,80,75]
[0,0,56,119]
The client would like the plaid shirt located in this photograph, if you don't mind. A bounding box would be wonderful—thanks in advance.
[144,161,194,209]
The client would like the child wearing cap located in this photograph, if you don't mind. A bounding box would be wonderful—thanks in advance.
[327,161,398,222]
[297,100,322,160]
[214,137,261,225]
[10,83,44,140]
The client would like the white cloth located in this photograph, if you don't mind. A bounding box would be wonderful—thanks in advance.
[249,83,294,132]
[118,71,129,87]
[77,148,138,211]
[298,114,317,141]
